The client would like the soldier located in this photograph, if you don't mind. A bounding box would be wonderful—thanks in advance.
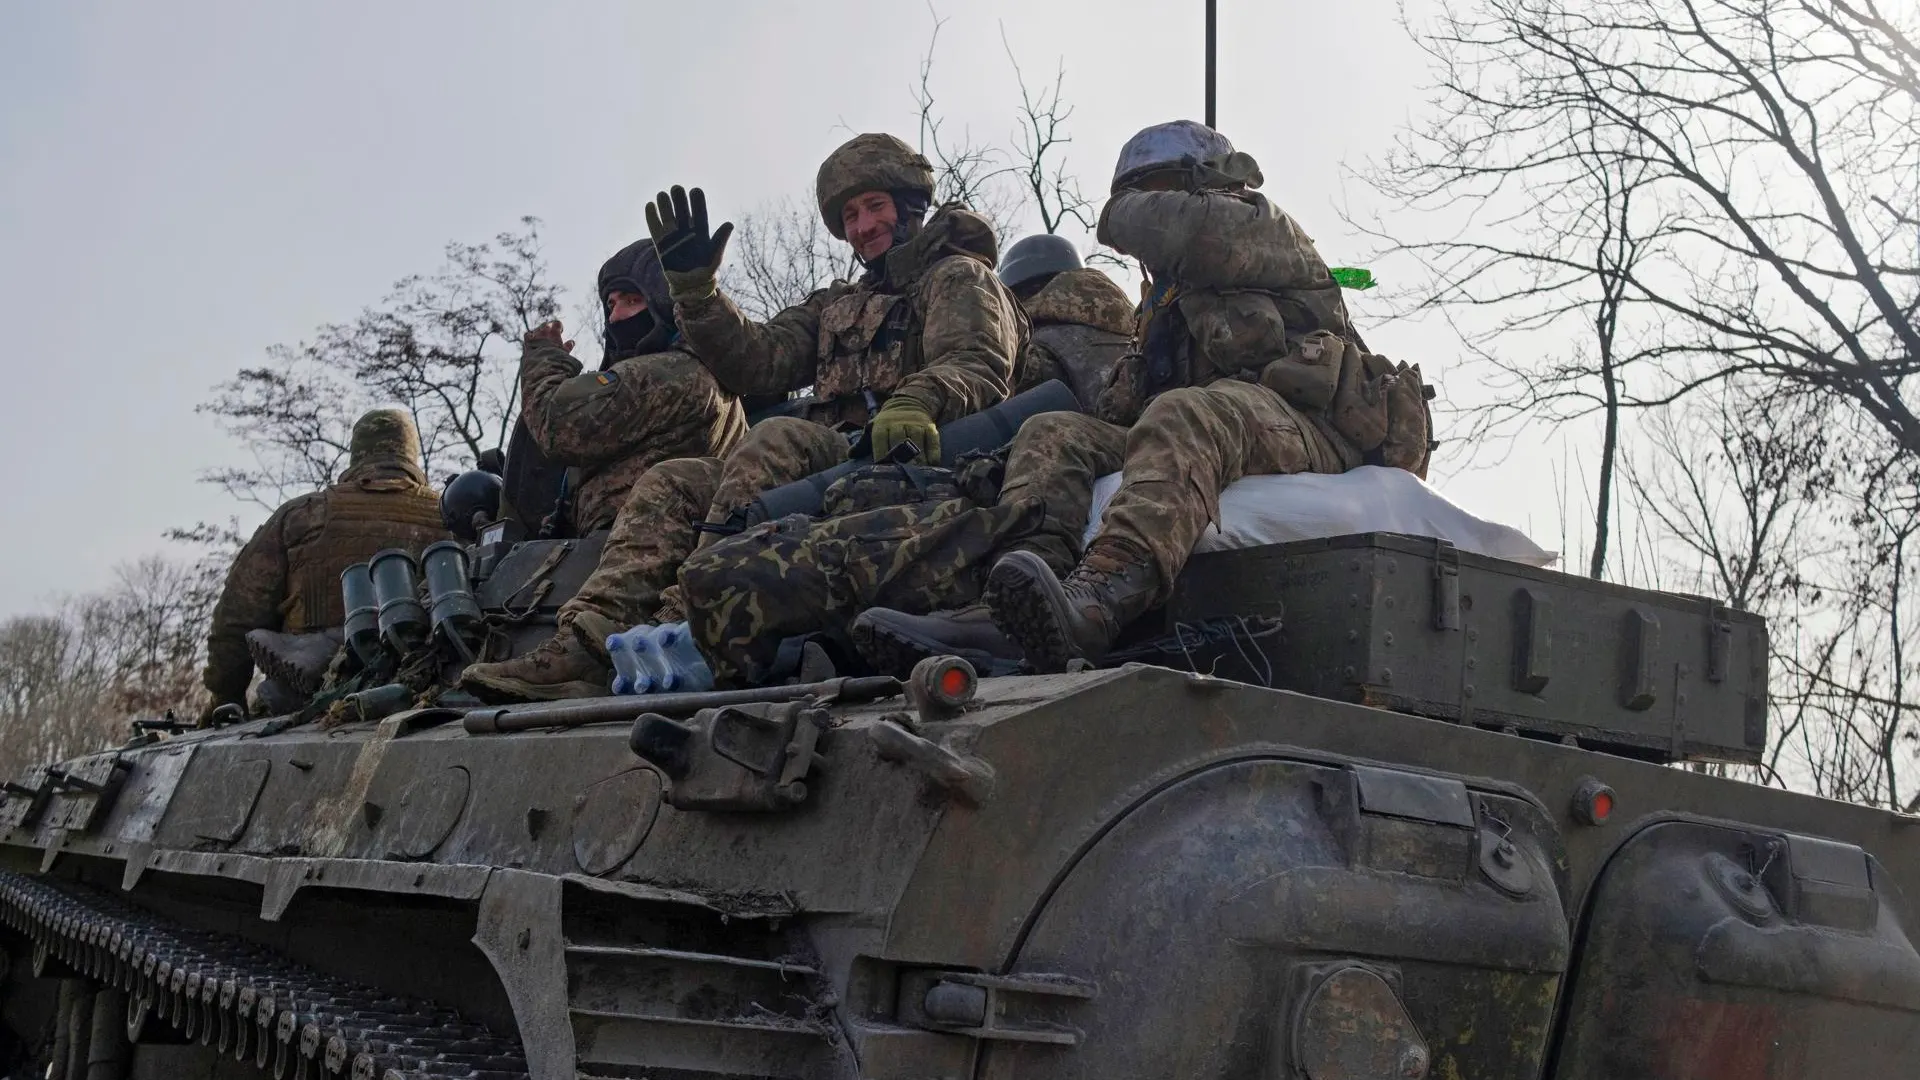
[513,237,746,533]
[458,133,1026,702]
[1001,234,1136,406]
[859,121,1432,674]
[201,409,449,723]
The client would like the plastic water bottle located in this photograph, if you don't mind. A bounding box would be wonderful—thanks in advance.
[648,623,714,693]
[606,623,714,695]
[606,626,655,695]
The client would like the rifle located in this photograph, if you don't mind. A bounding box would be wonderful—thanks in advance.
[729,379,1079,531]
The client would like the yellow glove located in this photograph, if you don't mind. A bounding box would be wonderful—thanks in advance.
[869,398,941,463]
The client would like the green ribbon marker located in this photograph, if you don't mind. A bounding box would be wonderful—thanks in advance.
[1329,267,1377,290]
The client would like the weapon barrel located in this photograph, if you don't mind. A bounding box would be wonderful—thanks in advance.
[460,676,902,734]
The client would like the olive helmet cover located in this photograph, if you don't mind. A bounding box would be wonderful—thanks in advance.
[815,133,936,239]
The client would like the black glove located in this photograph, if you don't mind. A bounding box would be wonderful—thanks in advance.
[645,186,734,295]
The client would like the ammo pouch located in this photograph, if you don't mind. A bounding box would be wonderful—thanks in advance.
[1260,332,1434,478]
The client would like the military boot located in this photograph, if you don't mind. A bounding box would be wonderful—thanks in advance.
[458,614,617,704]
[852,601,1024,677]
[984,540,1163,673]
[245,629,343,698]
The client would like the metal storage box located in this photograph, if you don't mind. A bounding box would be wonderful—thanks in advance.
[1165,533,1768,763]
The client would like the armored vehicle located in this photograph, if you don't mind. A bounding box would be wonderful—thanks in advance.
[0,521,1914,1080]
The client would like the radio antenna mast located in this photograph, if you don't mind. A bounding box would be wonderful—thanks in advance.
[1205,0,1217,128]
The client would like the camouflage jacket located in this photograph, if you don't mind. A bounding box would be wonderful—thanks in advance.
[1012,267,1137,408]
[674,205,1026,428]
[519,339,746,532]
[1093,189,1357,425]
[202,463,447,707]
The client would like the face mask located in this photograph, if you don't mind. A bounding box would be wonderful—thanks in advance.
[604,309,659,361]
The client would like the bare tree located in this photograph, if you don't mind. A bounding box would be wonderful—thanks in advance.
[1364,0,1920,481]
[201,218,561,506]
[722,197,852,320]
[910,6,1024,240]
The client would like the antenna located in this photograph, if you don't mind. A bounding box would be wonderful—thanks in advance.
[1205,0,1217,129]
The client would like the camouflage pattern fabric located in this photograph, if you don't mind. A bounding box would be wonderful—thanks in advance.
[815,133,936,238]
[672,205,1025,430]
[202,463,446,710]
[819,462,969,518]
[680,496,1046,687]
[555,418,852,654]
[701,417,849,540]
[347,408,424,474]
[1091,379,1345,604]
[994,411,1131,574]
[518,338,745,532]
[1013,267,1137,407]
[558,456,724,651]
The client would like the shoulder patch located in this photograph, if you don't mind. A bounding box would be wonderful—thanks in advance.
[595,371,618,387]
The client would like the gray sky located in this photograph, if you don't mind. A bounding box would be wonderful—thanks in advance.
[0,0,1579,615]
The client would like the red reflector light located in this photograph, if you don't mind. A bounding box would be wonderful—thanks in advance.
[940,668,971,698]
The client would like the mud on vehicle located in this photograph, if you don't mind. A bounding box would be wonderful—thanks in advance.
[0,510,1914,1079]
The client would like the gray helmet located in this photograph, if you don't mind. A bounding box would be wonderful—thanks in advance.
[998,234,1084,292]
[1110,120,1237,193]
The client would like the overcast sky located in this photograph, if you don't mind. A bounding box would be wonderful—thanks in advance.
[0,0,1588,616]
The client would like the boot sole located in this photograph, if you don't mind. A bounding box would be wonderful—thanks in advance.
[247,643,325,698]
[458,671,609,705]
[984,553,1080,674]
[852,615,1020,678]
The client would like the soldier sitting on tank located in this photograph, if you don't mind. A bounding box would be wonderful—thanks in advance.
[1001,234,1136,407]
[456,133,1026,702]
[853,121,1434,674]
[655,239,1140,681]
[201,409,450,725]
[505,237,747,536]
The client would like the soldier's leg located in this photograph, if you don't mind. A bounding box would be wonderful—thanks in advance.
[566,456,727,632]
[988,381,1313,670]
[460,457,722,702]
[1090,380,1312,592]
[850,411,1126,674]
[994,411,1130,573]
[698,418,850,543]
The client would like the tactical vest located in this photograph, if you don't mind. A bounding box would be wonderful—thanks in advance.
[808,289,923,427]
[281,483,449,630]
[1023,322,1134,408]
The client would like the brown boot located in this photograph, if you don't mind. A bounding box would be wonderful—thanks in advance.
[459,621,614,704]
[984,540,1163,673]
[852,601,1024,677]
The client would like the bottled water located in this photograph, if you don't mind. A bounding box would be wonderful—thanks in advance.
[606,622,714,695]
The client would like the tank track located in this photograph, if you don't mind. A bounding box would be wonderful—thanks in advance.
[0,870,529,1080]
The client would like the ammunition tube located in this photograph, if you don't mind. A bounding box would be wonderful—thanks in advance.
[368,549,428,654]
[340,563,383,667]
[421,541,482,647]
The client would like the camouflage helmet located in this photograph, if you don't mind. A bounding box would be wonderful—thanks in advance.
[998,234,1084,292]
[1111,120,1257,193]
[348,408,423,470]
[816,134,936,239]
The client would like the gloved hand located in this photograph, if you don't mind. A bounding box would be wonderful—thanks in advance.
[645,185,734,300]
[869,397,940,463]
[524,319,575,354]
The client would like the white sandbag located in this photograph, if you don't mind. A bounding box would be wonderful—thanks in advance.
[1082,465,1556,567]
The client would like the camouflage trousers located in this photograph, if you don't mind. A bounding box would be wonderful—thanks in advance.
[680,497,1047,687]
[673,409,1127,686]
[1095,379,1342,603]
[995,411,1129,574]
[560,418,849,647]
